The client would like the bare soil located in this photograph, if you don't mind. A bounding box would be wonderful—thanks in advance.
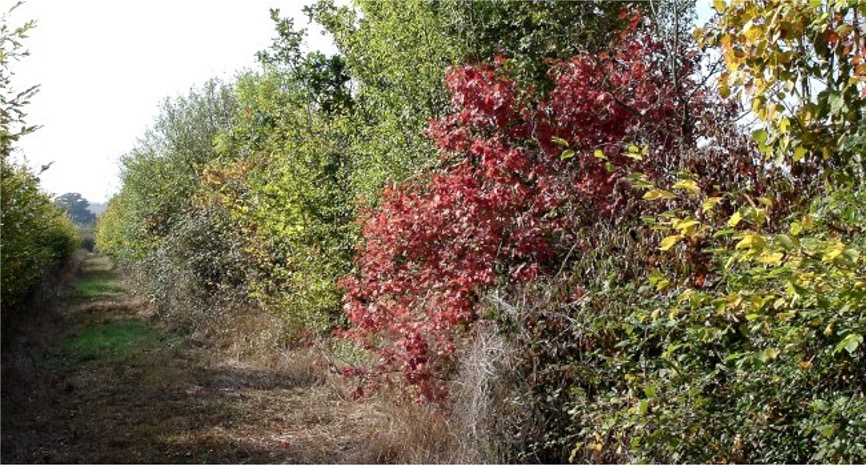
[1,254,380,463]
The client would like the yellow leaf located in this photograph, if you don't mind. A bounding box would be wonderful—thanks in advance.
[793,147,808,162]
[823,243,845,262]
[593,149,607,160]
[745,26,764,41]
[702,197,723,213]
[672,179,700,192]
[659,235,684,251]
[736,233,765,250]
[759,252,784,266]
[644,189,677,201]
[674,219,700,233]
[757,196,773,208]
[728,211,743,227]
[713,0,726,13]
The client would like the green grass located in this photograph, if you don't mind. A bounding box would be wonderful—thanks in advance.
[74,273,124,298]
[59,320,166,362]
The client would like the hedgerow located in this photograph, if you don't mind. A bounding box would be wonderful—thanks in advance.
[1,8,79,328]
[93,1,865,463]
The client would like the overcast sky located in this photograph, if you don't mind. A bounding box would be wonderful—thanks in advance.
[7,0,714,204]
[7,0,333,203]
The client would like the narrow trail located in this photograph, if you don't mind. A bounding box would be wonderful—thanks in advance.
[1,254,375,463]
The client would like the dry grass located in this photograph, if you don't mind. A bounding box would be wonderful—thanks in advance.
[3,254,532,464]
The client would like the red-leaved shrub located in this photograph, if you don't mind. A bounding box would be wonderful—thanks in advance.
[340,23,704,402]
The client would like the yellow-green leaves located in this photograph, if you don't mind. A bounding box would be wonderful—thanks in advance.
[672,179,700,192]
[728,211,743,227]
[644,189,676,201]
[735,232,766,250]
[659,234,684,251]
[834,333,863,355]
[703,197,723,213]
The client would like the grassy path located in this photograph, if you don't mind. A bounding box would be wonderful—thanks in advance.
[1,254,375,463]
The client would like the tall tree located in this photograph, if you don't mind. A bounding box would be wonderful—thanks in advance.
[54,192,96,226]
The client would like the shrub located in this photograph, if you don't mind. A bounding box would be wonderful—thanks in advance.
[340,21,706,402]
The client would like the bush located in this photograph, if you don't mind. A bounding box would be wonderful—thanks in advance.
[1,158,79,321]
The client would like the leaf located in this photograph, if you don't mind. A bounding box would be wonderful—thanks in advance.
[736,233,765,250]
[560,149,576,161]
[752,129,768,145]
[793,147,808,162]
[624,144,642,160]
[673,219,700,233]
[644,385,658,398]
[758,252,784,265]
[552,136,569,147]
[644,189,676,201]
[702,197,723,213]
[713,0,726,13]
[638,399,649,416]
[758,347,779,362]
[828,91,845,114]
[834,333,862,355]
[672,180,700,192]
[776,234,796,250]
[659,235,684,251]
[728,211,742,227]
[593,149,607,160]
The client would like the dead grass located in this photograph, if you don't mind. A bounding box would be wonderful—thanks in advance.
[0,255,386,464]
[3,254,520,464]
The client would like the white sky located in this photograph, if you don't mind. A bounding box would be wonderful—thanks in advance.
[6,0,334,203]
[6,0,715,205]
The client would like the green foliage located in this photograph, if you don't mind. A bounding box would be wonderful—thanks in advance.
[1,6,78,322]
[307,0,629,203]
[1,159,79,316]
[1,2,40,155]
[54,192,96,226]
[207,68,355,341]
[555,3,866,462]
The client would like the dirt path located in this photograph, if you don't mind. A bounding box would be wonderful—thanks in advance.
[1,254,376,463]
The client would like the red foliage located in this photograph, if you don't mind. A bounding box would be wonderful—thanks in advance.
[340,26,704,402]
